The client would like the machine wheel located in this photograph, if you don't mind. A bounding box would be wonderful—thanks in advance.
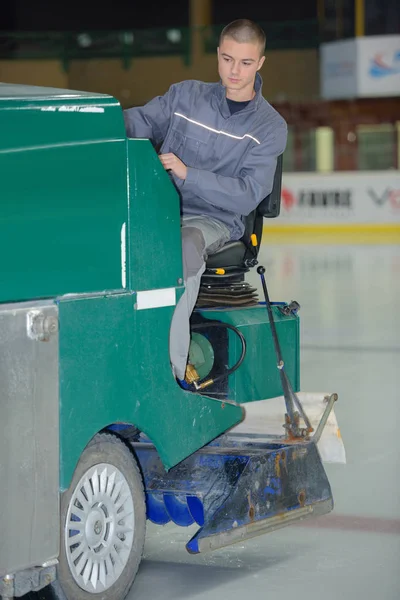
[50,432,146,600]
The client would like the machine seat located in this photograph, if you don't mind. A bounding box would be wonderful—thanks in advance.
[197,154,283,307]
[206,241,247,269]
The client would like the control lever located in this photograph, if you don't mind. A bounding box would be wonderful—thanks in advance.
[257,266,313,439]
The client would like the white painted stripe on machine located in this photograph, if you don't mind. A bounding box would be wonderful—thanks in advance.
[43,105,105,113]
[174,112,261,144]
[136,288,176,310]
[121,222,126,289]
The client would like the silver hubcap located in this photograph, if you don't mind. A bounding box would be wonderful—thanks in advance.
[65,463,135,593]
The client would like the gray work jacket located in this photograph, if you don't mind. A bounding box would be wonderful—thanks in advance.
[124,73,287,240]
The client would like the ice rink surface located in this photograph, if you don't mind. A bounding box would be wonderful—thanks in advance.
[127,233,400,600]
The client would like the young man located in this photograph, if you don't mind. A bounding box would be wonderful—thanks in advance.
[123,19,287,385]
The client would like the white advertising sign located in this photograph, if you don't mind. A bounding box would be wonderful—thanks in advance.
[321,35,400,99]
[267,171,400,225]
[358,35,400,97]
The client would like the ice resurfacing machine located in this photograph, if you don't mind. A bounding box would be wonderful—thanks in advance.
[0,84,344,600]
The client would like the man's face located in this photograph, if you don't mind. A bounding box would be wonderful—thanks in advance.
[217,37,265,99]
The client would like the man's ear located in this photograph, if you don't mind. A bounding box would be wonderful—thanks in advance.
[217,46,220,58]
[258,55,266,70]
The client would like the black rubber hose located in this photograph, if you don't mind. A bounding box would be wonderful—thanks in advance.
[190,321,247,383]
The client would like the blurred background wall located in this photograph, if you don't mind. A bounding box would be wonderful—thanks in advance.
[1,0,399,180]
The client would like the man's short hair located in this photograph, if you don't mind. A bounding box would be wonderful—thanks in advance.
[219,19,266,56]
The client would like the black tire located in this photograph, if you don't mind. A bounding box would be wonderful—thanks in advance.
[49,432,146,600]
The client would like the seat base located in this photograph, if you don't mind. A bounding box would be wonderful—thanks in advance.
[202,266,248,283]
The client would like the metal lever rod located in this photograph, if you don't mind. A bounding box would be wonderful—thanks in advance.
[257,266,313,437]
[313,393,338,443]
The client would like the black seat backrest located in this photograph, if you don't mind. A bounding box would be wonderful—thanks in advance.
[240,153,283,264]
[257,153,283,218]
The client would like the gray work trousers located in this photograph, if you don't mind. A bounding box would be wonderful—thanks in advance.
[169,215,231,380]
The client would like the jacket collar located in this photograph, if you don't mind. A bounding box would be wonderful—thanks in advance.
[214,72,263,118]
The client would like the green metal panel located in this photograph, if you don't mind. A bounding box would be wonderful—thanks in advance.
[58,293,244,490]
[0,84,125,146]
[199,305,300,402]
[126,139,183,291]
[0,84,127,302]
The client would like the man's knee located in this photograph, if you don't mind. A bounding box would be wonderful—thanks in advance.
[182,226,206,261]
[181,226,207,279]
[182,226,206,252]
